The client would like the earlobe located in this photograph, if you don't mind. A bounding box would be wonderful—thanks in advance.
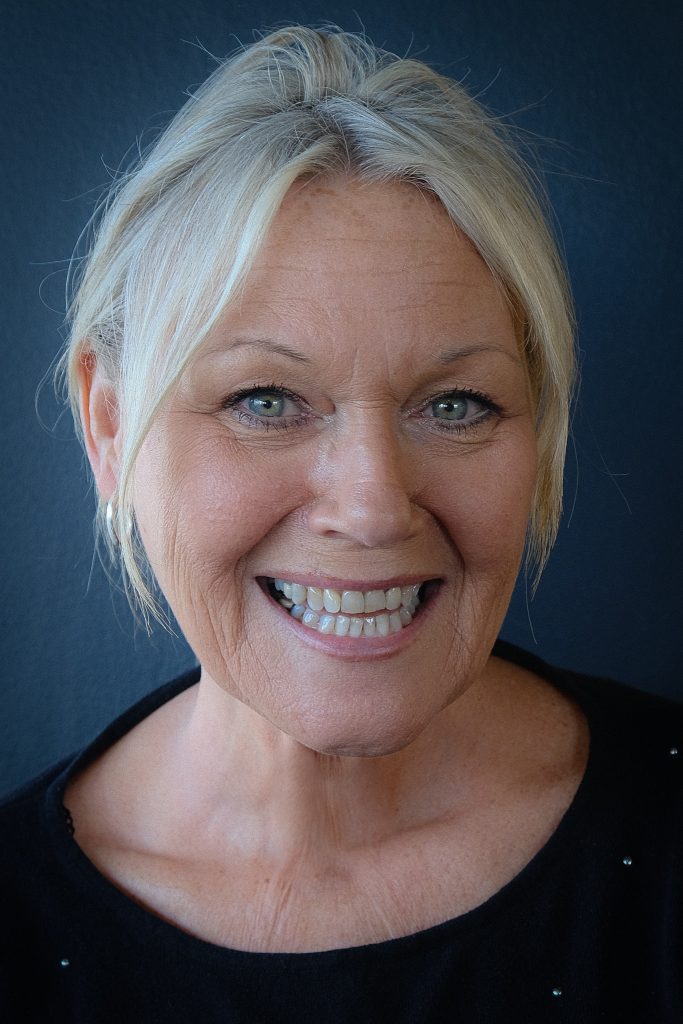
[78,350,121,501]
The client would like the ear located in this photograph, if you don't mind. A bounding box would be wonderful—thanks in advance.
[78,350,121,501]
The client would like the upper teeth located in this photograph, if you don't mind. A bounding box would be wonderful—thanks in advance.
[273,580,422,615]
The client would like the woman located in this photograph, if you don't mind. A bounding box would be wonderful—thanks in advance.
[1,25,681,1022]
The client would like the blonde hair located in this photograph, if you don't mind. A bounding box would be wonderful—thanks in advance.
[60,25,575,624]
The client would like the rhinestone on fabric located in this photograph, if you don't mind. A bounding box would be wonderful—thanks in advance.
[62,806,75,836]
[622,856,633,866]
[552,987,562,997]
[60,958,70,968]
[670,747,679,756]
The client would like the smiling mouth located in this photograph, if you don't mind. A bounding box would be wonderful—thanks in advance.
[262,577,439,637]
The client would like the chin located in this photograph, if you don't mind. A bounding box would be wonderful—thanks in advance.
[315,737,420,760]
[290,705,432,760]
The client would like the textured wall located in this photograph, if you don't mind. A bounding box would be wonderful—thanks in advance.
[1,0,681,796]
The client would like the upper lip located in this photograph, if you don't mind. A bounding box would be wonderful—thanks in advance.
[259,574,440,591]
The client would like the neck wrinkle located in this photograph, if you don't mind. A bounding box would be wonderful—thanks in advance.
[170,665,493,865]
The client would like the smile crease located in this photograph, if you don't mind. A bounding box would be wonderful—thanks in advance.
[266,578,429,637]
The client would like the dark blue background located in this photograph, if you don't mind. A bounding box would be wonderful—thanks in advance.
[1,0,681,796]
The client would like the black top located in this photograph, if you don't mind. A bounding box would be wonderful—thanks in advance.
[1,642,682,1023]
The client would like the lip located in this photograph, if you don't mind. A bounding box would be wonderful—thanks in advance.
[257,573,441,591]
[257,576,441,660]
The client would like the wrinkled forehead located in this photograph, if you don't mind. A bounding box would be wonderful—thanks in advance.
[176,180,525,405]
[133,175,530,429]
[202,178,516,363]
[261,176,480,274]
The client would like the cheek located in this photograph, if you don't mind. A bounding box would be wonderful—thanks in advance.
[427,434,537,574]
[133,426,311,591]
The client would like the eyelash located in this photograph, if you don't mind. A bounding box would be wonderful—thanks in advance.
[422,387,500,433]
[223,383,310,432]
[222,383,500,434]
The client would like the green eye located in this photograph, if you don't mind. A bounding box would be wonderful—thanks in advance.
[247,392,285,417]
[432,396,469,421]
[225,384,307,431]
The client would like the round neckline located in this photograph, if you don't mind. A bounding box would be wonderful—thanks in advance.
[43,642,606,966]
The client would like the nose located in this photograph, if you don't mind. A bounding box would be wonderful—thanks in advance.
[306,412,420,548]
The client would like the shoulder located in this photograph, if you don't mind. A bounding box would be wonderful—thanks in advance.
[495,639,683,729]
[494,640,683,811]
[550,660,683,758]
[0,758,71,864]
[0,665,202,996]
[0,667,201,870]
[0,756,74,974]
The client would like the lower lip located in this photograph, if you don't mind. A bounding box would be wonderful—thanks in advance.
[260,582,439,660]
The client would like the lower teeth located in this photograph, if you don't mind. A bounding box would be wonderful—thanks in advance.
[282,601,418,636]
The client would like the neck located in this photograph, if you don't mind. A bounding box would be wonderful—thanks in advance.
[166,660,509,865]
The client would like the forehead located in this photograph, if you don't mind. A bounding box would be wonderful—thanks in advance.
[201,177,518,375]
[275,176,453,238]
[260,177,486,282]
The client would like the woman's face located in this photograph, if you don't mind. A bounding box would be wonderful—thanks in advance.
[133,178,537,756]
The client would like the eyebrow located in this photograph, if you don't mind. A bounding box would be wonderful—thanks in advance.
[220,337,521,368]
[226,337,313,364]
[435,344,523,367]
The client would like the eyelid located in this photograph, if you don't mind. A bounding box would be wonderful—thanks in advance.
[417,386,498,414]
[224,383,306,411]
[413,386,502,433]
[222,383,311,431]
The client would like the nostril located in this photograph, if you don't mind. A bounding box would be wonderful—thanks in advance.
[306,480,417,548]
